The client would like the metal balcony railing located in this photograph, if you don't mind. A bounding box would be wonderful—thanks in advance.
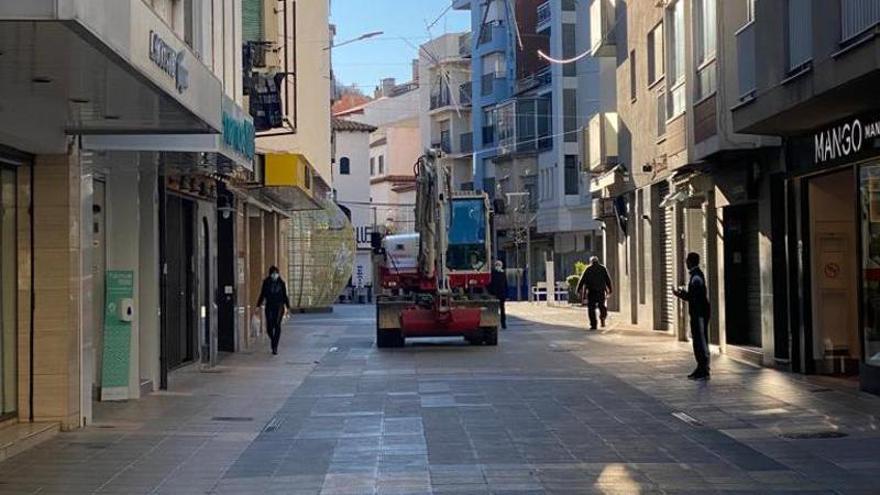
[537,2,552,31]
[842,0,880,42]
[440,131,452,153]
[430,89,452,110]
[735,21,756,101]
[459,82,473,106]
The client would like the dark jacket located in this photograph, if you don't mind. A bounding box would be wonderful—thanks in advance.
[489,269,508,301]
[257,277,290,310]
[577,263,613,296]
[678,267,711,319]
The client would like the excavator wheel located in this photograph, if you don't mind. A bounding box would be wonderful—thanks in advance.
[377,328,404,348]
[482,327,499,346]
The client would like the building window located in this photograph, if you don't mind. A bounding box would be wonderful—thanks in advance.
[694,0,717,101]
[339,157,350,175]
[629,50,638,102]
[563,23,577,77]
[482,106,496,145]
[842,0,880,42]
[787,0,812,71]
[564,155,579,196]
[481,53,506,96]
[378,155,385,175]
[647,22,664,87]
[563,89,578,143]
[665,0,686,119]
[483,177,496,200]
[537,96,552,149]
[370,157,375,176]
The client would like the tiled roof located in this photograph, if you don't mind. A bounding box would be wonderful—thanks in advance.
[332,118,377,133]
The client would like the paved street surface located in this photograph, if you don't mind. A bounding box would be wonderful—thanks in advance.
[1,304,880,494]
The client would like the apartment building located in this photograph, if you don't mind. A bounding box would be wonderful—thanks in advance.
[332,118,377,303]
[419,32,475,191]
[242,0,352,312]
[731,0,880,394]
[0,0,255,437]
[590,0,779,361]
[336,78,422,234]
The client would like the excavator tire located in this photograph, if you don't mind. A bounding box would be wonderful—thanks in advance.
[482,327,499,346]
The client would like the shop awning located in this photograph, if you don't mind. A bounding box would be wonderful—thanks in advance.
[80,96,255,172]
[260,153,322,211]
[0,0,224,154]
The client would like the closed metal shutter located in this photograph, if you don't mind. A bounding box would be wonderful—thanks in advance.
[659,183,675,330]
[744,210,763,346]
[243,0,264,43]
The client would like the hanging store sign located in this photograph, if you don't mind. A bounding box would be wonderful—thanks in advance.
[222,111,256,162]
[149,30,189,94]
[814,115,880,165]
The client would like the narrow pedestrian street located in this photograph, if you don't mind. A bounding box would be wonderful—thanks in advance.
[0,304,877,494]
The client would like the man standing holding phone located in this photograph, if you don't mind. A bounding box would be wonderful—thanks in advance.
[674,252,712,380]
[577,256,613,330]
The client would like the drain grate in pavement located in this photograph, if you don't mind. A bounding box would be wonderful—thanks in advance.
[780,431,848,440]
[263,416,285,432]
[211,416,254,422]
[672,412,703,427]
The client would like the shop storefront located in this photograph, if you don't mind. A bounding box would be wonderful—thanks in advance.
[784,112,880,394]
[0,148,29,421]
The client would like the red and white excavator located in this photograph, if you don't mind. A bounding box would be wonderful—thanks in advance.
[373,150,500,347]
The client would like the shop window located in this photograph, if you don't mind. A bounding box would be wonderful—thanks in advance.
[0,167,16,417]
[860,165,880,367]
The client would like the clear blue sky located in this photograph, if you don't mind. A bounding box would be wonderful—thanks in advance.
[330,0,470,94]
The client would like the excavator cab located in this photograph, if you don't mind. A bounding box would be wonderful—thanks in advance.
[446,198,489,272]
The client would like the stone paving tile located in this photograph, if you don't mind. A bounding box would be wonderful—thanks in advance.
[2,305,880,494]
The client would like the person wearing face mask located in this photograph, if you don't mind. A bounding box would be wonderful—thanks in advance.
[489,260,508,329]
[257,266,291,355]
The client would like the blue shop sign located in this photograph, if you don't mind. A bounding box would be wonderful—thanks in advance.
[222,111,256,162]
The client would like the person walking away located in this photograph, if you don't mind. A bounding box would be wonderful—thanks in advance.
[257,266,291,355]
[489,260,509,329]
[673,252,712,380]
[577,256,613,330]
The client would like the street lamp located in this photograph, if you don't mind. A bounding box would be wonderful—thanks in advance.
[324,31,384,50]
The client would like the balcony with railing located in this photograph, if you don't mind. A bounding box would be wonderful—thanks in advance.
[536,1,552,32]
[516,66,552,93]
[842,0,880,43]
[459,82,473,107]
[477,20,507,54]
[589,0,617,57]
[430,88,452,110]
[495,97,553,157]
[586,112,619,174]
[735,21,756,102]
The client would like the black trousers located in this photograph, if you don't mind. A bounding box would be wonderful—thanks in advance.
[498,300,506,329]
[690,314,710,373]
[586,292,608,329]
[266,306,284,351]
